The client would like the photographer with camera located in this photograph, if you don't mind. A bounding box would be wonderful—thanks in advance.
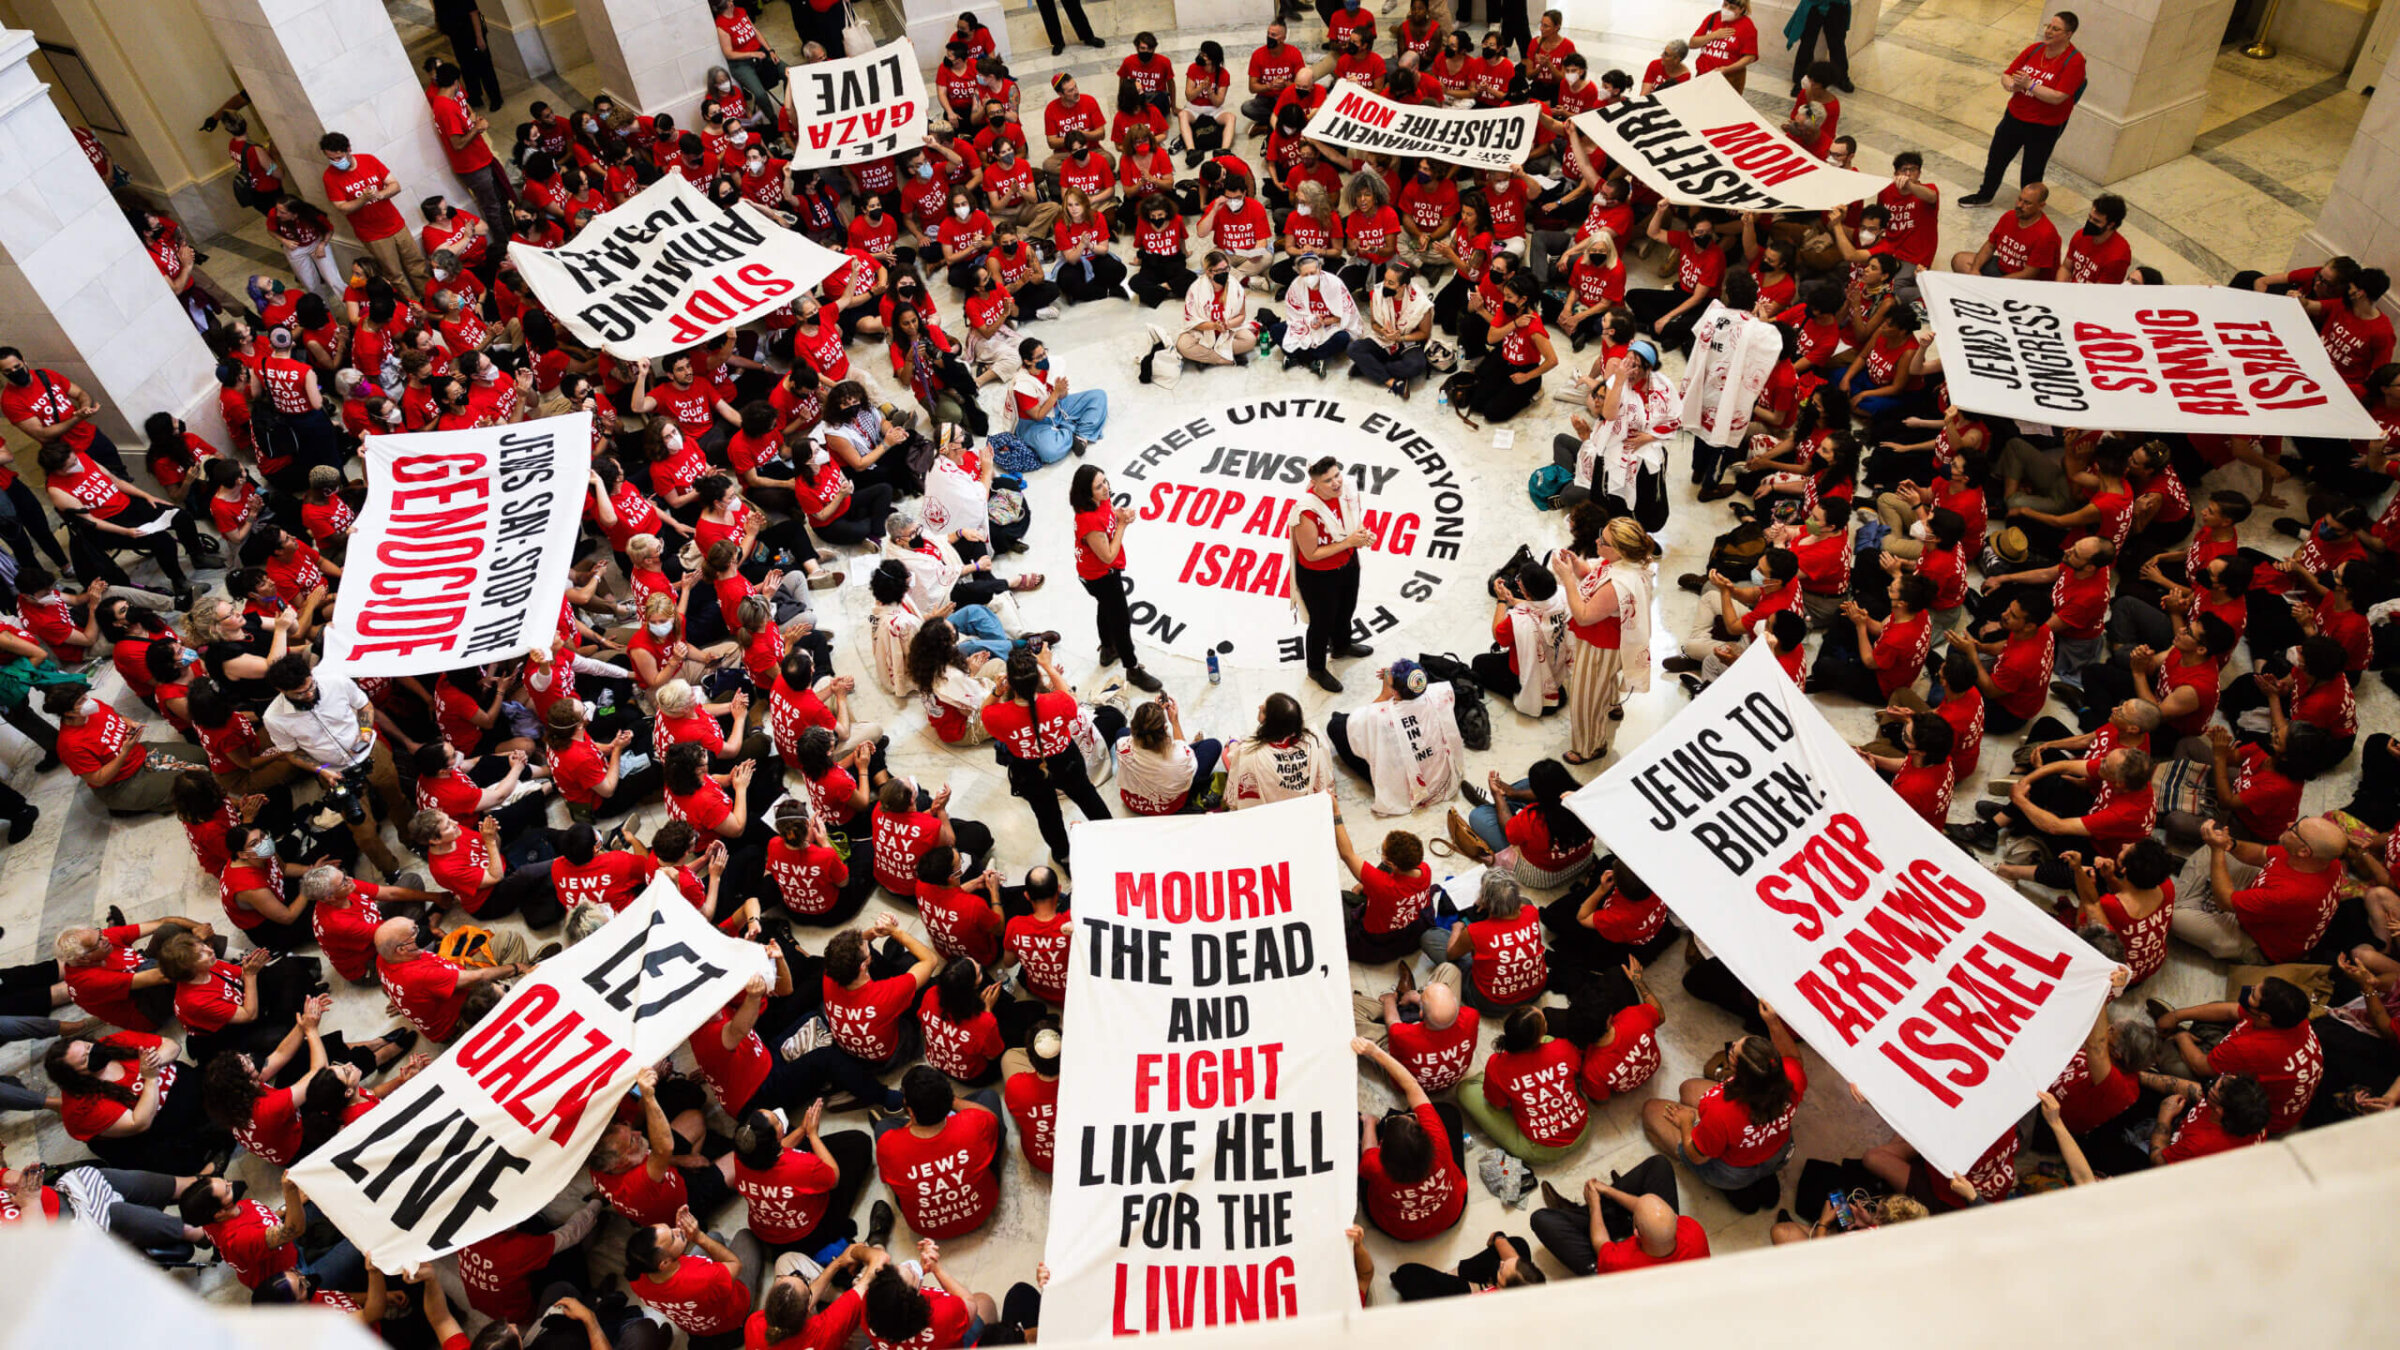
[259,653,407,877]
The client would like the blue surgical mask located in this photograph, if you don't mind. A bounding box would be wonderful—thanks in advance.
[1035,357,1051,373]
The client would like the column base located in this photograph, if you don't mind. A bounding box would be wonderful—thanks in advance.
[2053,88,2209,185]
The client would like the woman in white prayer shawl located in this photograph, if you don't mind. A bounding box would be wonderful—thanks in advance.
[1221,691,1336,809]
[1470,557,1569,717]
[1278,253,1360,375]
[1552,515,1656,764]
[1325,659,1465,816]
[1554,338,1679,516]
[1679,274,1784,491]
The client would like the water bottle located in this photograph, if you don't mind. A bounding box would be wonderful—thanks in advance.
[1436,385,1450,410]
[1206,648,1222,684]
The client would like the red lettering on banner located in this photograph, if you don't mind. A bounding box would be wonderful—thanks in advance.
[1132,1044,1283,1111]
[1697,122,1816,186]
[1114,864,1293,921]
[1332,90,1394,129]
[1113,1257,1298,1334]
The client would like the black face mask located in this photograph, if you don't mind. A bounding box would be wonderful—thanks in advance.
[3,369,28,388]
[2082,220,2107,237]
[1210,270,1229,282]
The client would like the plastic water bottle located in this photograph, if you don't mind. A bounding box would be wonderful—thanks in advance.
[1206,648,1222,684]
[1436,385,1450,410]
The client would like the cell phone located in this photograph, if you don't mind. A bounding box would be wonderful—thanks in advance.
[1828,1191,1857,1231]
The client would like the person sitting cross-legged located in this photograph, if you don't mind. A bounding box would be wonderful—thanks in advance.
[1528,1159,1711,1275]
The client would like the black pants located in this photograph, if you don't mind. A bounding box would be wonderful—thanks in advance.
[1085,570,1138,667]
[757,1128,875,1255]
[1976,114,2068,198]
[2,479,69,569]
[1294,556,1361,673]
[1791,2,1852,88]
[1057,252,1127,303]
[1390,1234,1531,1301]
[1682,955,1767,1034]
[85,1067,230,1176]
[1033,0,1096,45]
[1494,0,1532,54]
[2343,733,2400,831]
[442,28,506,109]
[1325,712,1372,781]
[1808,632,1891,704]
[1000,734,1120,864]
[1528,1155,1679,1274]
[789,0,848,56]
[69,498,195,594]
[807,482,894,549]
[1625,288,1702,351]
[473,862,567,929]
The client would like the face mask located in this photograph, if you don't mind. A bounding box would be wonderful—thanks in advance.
[1693,233,1714,247]
[1722,4,1740,16]
[1295,203,1313,217]
[330,156,353,171]
[250,837,275,858]
[2082,220,2106,237]
[1909,520,1933,542]
[1858,228,1880,244]
[747,157,766,172]
[2,369,27,387]
[954,204,971,219]
[475,363,499,384]
[1417,168,1433,181]
[1484,46,1500,58]
[1565,71,1585,85]
[583,118,600,133]
[383,408,403,425]
[915,162,934,178]
[866,205,884,219]
[1227,196,1246,210]
[77,697,101,718]
[648,620,674,637]
[1267,34,1283,47]
[432,267,450,281]
[1210,269,1229,283]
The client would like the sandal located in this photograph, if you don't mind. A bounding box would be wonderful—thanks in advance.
[1010,572,1045,591]
[1562,750,1602,766]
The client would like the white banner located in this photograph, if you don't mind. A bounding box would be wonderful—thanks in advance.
[320,413,592,678]
[1916,274,2384,439]
[1100,397,1477,669]
[1303,80,1539,171]
[508,174,847,360]
[1041,797,1356,1342]
[1565,648,2116,1175]
[1571,72,1889,212]
[290,877,770,1269]
[785,36,929,169]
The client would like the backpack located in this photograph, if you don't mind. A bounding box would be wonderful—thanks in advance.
[1418,651,1491,752]
[1527,463,1574,511]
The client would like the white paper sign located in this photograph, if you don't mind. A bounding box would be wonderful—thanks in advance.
[1041,797,1357,1342]
[508,174,847,360]
[289,878,770,1269]
[1565,647,2117,1175]
[1303,80,1539,171]
[1916,273,2384,439]
[319,413,592,678]
[785,36,930,169]
[1571,72,1889,212]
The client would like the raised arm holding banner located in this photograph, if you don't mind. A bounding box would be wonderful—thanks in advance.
[1571,72,1890,212]
[785,36,929,169]
[289,876,771,1270]
[319,412,592,679]
[1915,273,2384,440]
[508,173,847,361]
[1564,646,2119,1176]
[1303,79,1540,171]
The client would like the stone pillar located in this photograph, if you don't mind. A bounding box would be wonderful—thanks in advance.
[2291,37,2400,271]
[2051,0,2239,185]
[0,30,227,446]
[190,0,471,259]
[574,0,721,122]
[906,0,1013,65]
[1747,0,1887,87]
[474,0,563,82]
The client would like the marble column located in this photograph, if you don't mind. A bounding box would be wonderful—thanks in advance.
[2051,0,2239,185]
[0,30,227,446]
[2291,36,2400,272]
[1747,0,1887,88]
[906,0,1014,65]
[574,0,721,122]
[189,0,471,257]
[475,0,565,82]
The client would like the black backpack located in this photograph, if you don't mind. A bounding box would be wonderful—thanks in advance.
[1418,651,1491,752]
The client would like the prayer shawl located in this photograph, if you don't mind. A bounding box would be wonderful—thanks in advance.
[1505,595,1570,717]
[924,665,994,743]
[1681,302,1781,446]
[1351,682,1464,815]
[921,452,988,538]
[870,600,921,696]
[1181,274,1252,360]
[1009,366,1056,432]
[1281,271,1361,353]
[1364,278,1435,352]
[1290,482,1367,624]
[1581,369,1683,499]
[882,533,968,614]
[1223,733,1335,808]
[1605,558,1655,695]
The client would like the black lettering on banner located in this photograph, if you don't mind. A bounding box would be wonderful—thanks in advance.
[461,613,526,660]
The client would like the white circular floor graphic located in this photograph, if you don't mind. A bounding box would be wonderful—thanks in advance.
[1099,396,1478,669]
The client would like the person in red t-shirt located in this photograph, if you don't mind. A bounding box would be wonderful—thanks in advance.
[2162,977,2322,1135]
[627,1207,753,1347]
[2182,817,2347,964]
[748,1248,884,1350]
[375,916,526,1042]
[1463,1005,1589,1162]
[874,1065,1005,1239]
[1003,1021,1063,1173]
[1643,1003,1806,1194]
[1957,593,2055,734]
[1069,464,1163,692]
[1334,812,1433,962]
[822,918,938,1082]
[1952,182,2061,278]
[2059,193,2132,284]
[1528,1158,1708,1275]
[730,1101,877,1256]
[179,1175,309,1291]
[2149,1073,2271,1165]
[1962,12,2087,204]
[1812,572,1935,704]
[1352,1039,1467,1244]
[318,131,430,291]
[457,1198,605,1325]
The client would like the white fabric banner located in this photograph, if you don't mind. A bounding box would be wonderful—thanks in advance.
[508,174,847,360]
[785,36,930,169]
[290,877,770,1269]
[1041,796,1357,1342]
[320,413,592,678]
[1564,648,2117,1175]
[1916,274,2384,439]
[1303,80,1539,170]
[1571,72,1888,212]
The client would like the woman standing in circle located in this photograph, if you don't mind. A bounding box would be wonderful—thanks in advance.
[1553,515,1656,765]
[1291,455,1377,693]
[979,644,1122,867]
[1069,465,1162,692]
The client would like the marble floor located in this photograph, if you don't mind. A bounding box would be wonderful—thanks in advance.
[2,0,2384,1314]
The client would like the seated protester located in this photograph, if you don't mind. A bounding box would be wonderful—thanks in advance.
[884,504,1039,614]
[1358,967,1480,1096]
[45,1030,226,1176]
[1563,958,1671,1108]
[2149,1072,2273,1166]
[178,1174,363,1301]
[2311,950,2399,1122]
[817,380,928,501]
[1624,202,1725,350]
[2186,719,2337,847]
[1353,1038,1468,1242]
[760,797,874,926]
[1350,258,1437,397]
[623,1204,753,1350]
[730,1105,876,1260]
[689,953,820,1119]
[652,676,761,767]
[1221,691,1336,808]
[2225,634,2356,755]
[917,956,1012,1086]
[1967,714,2158,856]
[1334,809,1432,964]
[2065,839,2180,987]
[870,777,995,896]
[1529,1156,1707,1276]
[664,741,774,868]
[1326,660,1466,816]
[1386,1232,1545,1303]
[1433,872,1553,1014]
[648,819,747,933]
[1003,1021,1064,1173]
[2081,610,2237,746]
[1460,1004,1590,1164]
[1465,759,1597,890]
[792,726,882,852]
[1002,866,1074,1005]
[1544,859,1680,982]
[1280,252,1359,375]
[54,915,215,1033]
[1175,252,1261,369]
[873,1064,1005,1239]
[1668,548,1804,687]
[373,916,529,1042]
[1473,559,1570,713]
[412,740,550,842]
[1641,1002,1806,1207]
[1010,338,1111,465]
[299,865,434,988]
[1953,593,2058,735]
[550,821,661,920]
[888,303,988,436]
[1450,271,1558,427]
[1112,693,1221,814]
[906,621,1012,748]
[2159,976,2322,1136]
[821,916,939,1082]
[1051,186,1128,305]
[2172,816,2347,964]
[407,808,566,928]
[591,1065,740,1228]
[1127,193,1196,308]
[794,424,897,549]
[36,440,202,605]
[861,1240,999,1350]
[45,686,209,816]
[1864,1121,2020,1212]
[14,567,109,666]
[197,995,399,1169]
[1810,572,1936,704]
[1855,712,1957,831]
[542,699,661,825]
[455,1203,607,1327]
[213,822,318,950]
[1979,536,2116,694]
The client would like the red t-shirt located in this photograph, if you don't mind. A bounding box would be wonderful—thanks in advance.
[871,807,944,895]
[1579,1002,1665,1101]
[2157,1099,2262,1164]
[1005,912,1074,1004]
[1360,1101,1465,1241]
[638,1255,753,1336]
[823,972,919,1061]
[311,887,385,984]
[734,1147,842,1245]
[1989,628,2056,720]
[2230,846,2339,964]
[918,882,1003,964]
[1357,864,1432,935]
[690,1000,774,1113]
[592,1158,688,1225]
[1480,1038,1587,1147]
[1691,1056,1806,1166]
[460,1229,556,1324]
[207,1198,300,1288]
[173,958,246,1033]
[1386,1009,1480,1094]
[323,154,405,240]
[918,985,1006,1081]
[875,1110,1003,1239]
[745,1292,864,1350]
[58,702,146,784]
[62,924,153,1030]
[1985,211,2062,274]
[379,952,465,1040]
[764,837,849,918]
[2206,1012,2321,1135]
[1597,1216,1711,1272]
[2003,41,2087,125]
[1004,1071,1060,1172]
[1468,907,1548,1005]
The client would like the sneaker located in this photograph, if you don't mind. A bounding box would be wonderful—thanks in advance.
[2271,517,2306,538]
[1036,305,1061,320]
[1459,779,1490,809]
[1958,192,1995,207]
[866,1199,896,1250]
[534,943,563,961]
[780,1016,834,1061]
[1660,655,1702,675]
[1309,667,1343,692]
[1678,673,1707,698]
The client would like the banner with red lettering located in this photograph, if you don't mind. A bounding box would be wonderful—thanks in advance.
[785,36,929,169]
[289,876,770,1268]
[508,173,846,360]
[1042,797,1358,1341]
[1571,72,1888,212]
[1304,79,1539,171]
[1564,648,2117,1175]
[1916,274,2383,438]
[319,413,592,678]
